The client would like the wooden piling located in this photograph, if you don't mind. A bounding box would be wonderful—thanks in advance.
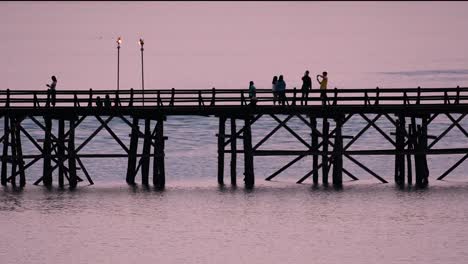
[322,118,329,185]
[141,119,151,185]
[126,117,139,185]
[406,123,413,185]
[310,115,319,184]
[13,117,26,187]
[10,118,17,186]
[243,116,254,187]
[153,117,165,188]
[42,117,53,186]
[217,116,226,185]
[332,115,343,188]
[68,119,77,189]
[1,115,9,185]
[58,119,65,188]
[394,115,405,186]
[230,118,237,185]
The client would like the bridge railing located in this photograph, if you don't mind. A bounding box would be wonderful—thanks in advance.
[0,86,467,108]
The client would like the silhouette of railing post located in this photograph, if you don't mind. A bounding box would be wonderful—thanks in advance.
[88,89,93,107]
[126,117,139,185]
[217,116,226,185]
[230,117,237,185]
[243,115,254,188]
[153,117,165,189]
[169,88,175,107]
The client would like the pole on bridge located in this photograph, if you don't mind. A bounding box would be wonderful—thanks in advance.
[42,117,53,187]
[217,116,226,185]
[153,117,165,189]
[126,117,139,185]
[9,117,18,186]
[1,115,9,186]
[243,115,254,188]
[141,119,151,185]
[230,118,237,186]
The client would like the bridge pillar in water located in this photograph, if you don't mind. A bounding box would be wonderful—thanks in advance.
[1,115,9,186]
[217,116,226,185]
[309,115,319,185]
[153,117,165,189]
[332,115,343,188]
[322,118,330,185]
[42,116,53,187]
[126,117,139,185]
[415,117,429,188]
[68,118,77,189]
[230,117,237,186]
[141,119,151,186]
[394,115,406,187]
[243,115,254,188]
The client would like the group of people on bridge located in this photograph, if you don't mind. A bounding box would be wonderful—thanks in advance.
[248,70,328,106]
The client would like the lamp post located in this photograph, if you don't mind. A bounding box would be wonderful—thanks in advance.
[139,38,145,106]
[117,37,122,91]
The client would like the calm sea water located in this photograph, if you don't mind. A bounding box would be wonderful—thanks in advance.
[2,2,468,264]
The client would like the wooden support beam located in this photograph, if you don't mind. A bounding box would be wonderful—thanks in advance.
[322,118,329,185]
[230,118,237,185]
[153,118,165,188]
[437,153,468,180]
[14,117,26,187]
[141,119,151,185]
[428,113,466,149]
[253,114,293,150]
[9,118,17,186]
[332,116,343,188]
[243,116,254,188]
[42,117,53,186]
[394,116,405,186]
[68,119,77,189]
[270,114,311,149]
[58,119,65,188]
[1,115,9,185]
[265,155,306,181]
[94,115,129,153]
[217,116,226,185]
[310,115,319,184]
[126,117,139,185]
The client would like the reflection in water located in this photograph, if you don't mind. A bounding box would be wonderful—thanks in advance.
[1,181,468,264]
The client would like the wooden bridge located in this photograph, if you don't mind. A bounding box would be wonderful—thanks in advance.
[1,86,467,189]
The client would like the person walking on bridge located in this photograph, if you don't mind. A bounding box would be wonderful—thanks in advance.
[301,70,312,105]
[316,71,328,105]
[46,75,57,107]
[272,76,278,105]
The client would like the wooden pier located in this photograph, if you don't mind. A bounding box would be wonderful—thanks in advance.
[1,86,467,189]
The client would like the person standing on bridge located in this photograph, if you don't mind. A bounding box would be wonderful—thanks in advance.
[301,70,312,105]
[316,71,328,105]
[249,81,257,106]
[46,75,57,107]
[276,75,287,106]
[272,76,278,105]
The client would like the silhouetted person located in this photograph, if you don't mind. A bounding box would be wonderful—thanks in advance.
[96,96,103,108]
[46,75,57,107]
[249,81,257,106]
[276,75,287,106]
[272,76,278,105]
[301,70,312,105]
[104,94,112,108]
[317,71,328,105]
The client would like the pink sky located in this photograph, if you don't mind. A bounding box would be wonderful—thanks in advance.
[1,1,468,90]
